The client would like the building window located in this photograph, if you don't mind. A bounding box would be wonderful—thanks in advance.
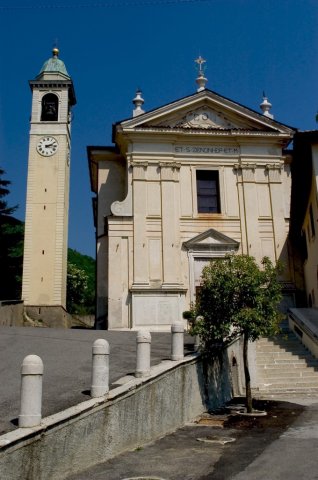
[196,170,220,213]
[41,93,58,121]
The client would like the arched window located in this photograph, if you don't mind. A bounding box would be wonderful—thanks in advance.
[41,93,58,121]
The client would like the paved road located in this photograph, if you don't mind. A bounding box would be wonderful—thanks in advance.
[68,395,318,480]
[0,326,194,435]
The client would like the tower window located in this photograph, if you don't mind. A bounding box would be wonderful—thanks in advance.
[41,93,58,121]
[196,170,220,213]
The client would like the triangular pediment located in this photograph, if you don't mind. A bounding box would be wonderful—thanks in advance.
[151,106,242,130]
[118,89,295,135]
[183,229,240,252]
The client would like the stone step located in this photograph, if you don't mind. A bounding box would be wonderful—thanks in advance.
[256,359,318,366]
[257,360,313,367]
[260,374,318,382]
[257,336,303,342]
[260,380,318,388]
[260,346,308,352]
[257,336,300,342]
[257,386,318,394]
[257,376,318,385]
[254,333,318,394]
[256,353,318,362]
[257,363,318,370]
[256,349,309,356]
[256,344,308,352]
[257,342,308,348]
[260,369,318,378]
[256,352,312,360]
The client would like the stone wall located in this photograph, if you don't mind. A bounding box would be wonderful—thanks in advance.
[0,302,24,327]
[0,341,243,480]
[0,304,94,329]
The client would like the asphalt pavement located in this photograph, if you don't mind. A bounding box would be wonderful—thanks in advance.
[3,327,318,479]
[0,326,194,434]
[67,395,318,480]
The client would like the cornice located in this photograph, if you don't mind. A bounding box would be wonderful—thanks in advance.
[29,79,76,105]
[121,126,292,138]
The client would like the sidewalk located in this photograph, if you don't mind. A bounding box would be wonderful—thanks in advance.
[0,326,194,434]
[67,395,318,480]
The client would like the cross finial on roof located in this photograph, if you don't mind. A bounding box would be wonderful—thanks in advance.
[194,56,208,92]
[195,55,206,74]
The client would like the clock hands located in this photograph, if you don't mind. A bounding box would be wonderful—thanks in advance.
[37,137,58,156]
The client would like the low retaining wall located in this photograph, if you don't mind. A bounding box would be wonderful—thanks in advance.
[0,343,242,480]
[0,302,24,327]
[289,309,318,358]
[0,303,95,329]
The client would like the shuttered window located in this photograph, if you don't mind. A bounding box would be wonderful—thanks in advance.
[196,170,220,213]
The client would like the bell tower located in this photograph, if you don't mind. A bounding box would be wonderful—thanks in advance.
[22,48,76,324]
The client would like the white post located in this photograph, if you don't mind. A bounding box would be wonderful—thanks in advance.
[135,330,151,378]
[194,316,203,352]
[194,334,201,352]
[171,323,184,361]
[91,339,109,398]
[19,355,43,428]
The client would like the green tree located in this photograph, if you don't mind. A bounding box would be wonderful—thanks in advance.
[67,249,95,314]
[66,262,88,314]
[0,169,24,300]
[0,167,16,216]
[192,254,282,412]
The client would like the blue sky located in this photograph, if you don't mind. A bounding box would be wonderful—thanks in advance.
[0,0,317,258]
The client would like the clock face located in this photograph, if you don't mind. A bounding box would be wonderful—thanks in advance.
[36,136,58,157]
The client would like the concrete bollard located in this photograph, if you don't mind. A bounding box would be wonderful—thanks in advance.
[194,334,201,352]
[171,323,184,361]
[194,316,203,352]
[19,354,43,428]
[135,330,151,378]
[91,339,109,398]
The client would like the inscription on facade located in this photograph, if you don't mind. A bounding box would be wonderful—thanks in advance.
[174,145,240,155]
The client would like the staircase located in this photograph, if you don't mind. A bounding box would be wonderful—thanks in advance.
[254,332,318,394]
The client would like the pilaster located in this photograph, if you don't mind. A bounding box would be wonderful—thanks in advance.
[160,162,181,286]
[265,162,286,264]
[132,162,149,285]
[234,163,260,259]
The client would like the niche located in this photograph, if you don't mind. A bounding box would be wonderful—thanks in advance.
[41,93,58,121]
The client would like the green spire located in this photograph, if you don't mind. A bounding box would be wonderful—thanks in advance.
[38,48,70,78]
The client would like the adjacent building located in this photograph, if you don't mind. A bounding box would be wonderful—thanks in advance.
[290,130,318,307]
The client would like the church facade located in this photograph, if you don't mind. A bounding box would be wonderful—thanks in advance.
[89,74,296,329]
